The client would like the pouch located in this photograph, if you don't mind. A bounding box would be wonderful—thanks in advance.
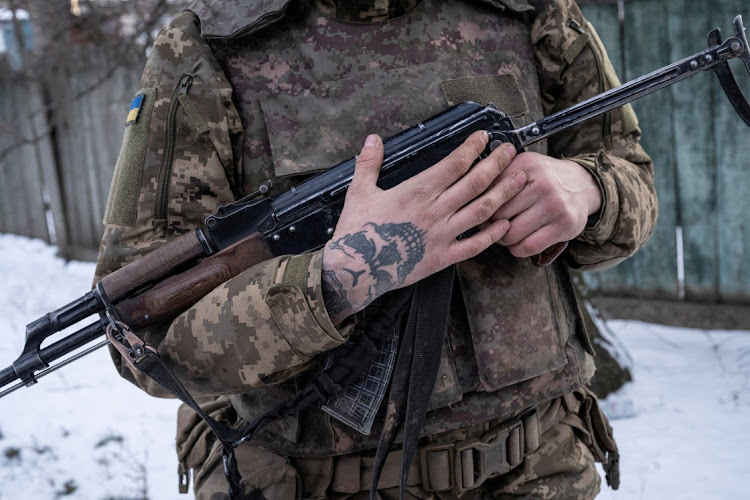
[563,387,620,490]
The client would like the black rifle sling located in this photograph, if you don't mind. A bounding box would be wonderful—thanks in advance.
[107,285,414,500]
[370,265,456,499]
[120,348,253,499]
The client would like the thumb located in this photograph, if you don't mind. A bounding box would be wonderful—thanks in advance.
[349,134,384,194]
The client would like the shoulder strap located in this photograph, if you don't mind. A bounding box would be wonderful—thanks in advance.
[370,266,456,499]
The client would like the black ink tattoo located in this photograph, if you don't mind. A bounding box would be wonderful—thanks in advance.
[328,222,426,307]
[344,268,366,286]
[322,269,351,315]
[368,222,425,284]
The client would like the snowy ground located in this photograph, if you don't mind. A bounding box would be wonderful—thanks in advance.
[0,233,748,500]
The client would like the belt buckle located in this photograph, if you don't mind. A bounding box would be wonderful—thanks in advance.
[420,442,456,492]
[455,423,514,493]
[421,408,537,494]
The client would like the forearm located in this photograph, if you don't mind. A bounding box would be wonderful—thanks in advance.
[159,251,352,394]
[99,236,353,397]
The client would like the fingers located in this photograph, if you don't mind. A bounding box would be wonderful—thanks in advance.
[507,225,563,258]
[488,184,535,222]
[348,134,384,195]
[498,204,551,247]
[440,142,517,212]
[447,155,526,235]
[448,218,511,263]
[412,130,490,194]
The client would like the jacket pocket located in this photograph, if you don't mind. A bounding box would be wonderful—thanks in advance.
[457,245,568,393]
[147,73,238,237]
[153,74,196,224]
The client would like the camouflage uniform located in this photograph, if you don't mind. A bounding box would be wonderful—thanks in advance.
[95,0,656,497]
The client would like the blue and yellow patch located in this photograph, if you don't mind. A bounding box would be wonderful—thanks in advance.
[125,94,145,126]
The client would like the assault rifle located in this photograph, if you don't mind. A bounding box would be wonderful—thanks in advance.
[2,16,750,399]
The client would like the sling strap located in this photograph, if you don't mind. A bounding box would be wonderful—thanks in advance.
[370,265,456,500]
[104,284,414,499]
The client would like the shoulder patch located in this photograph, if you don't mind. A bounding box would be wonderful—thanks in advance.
[126,94,145,126]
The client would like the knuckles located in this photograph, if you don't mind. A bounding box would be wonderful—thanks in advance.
[524,239,547,256]
[445,153,472,180]
[471,196,496,223]
[463,237,488,260]
[451,132,487,174]
[557,209,577,233]
[407,183,434,205]
[508,151,537,170]
[467,172,490,198]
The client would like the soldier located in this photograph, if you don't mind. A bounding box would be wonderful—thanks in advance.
[95,0,657,498]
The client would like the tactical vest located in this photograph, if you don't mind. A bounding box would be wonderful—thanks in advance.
[186,0,596,457]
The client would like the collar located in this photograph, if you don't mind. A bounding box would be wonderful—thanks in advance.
[189,0,533,39]
[311,0,421,23]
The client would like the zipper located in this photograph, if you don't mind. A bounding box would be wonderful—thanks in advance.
[155,74,193,221]
[566,18,611,137]
[566,18,585,35]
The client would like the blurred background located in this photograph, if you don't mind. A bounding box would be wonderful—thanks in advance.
[0,0,188,261]
[1,0,749,330]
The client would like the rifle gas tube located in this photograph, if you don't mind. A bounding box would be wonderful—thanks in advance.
[2,15,750,397]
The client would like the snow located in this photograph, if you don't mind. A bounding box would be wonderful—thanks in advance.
[0,233,748,499]
[596,321,750,500]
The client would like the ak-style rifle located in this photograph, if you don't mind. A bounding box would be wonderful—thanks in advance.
[2,15,750,398]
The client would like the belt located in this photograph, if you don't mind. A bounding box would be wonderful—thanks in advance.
[332,407,542,495]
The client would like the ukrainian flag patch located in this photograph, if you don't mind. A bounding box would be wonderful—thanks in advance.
[126,94,145,126]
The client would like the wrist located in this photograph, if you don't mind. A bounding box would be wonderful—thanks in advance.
[321,241,372,324]
[567,159,603,218]
[587,183,603,217]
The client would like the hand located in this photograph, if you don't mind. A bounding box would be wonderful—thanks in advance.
[321,131,527,324]
[485,152,602,259]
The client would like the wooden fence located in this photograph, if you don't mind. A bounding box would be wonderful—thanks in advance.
[0,79,50,243]
[1,0,749,304]
[0,58,141,261]
[580,0,750,303]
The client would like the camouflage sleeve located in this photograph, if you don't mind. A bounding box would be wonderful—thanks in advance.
[94,13,353,397]
[531,0,659,271]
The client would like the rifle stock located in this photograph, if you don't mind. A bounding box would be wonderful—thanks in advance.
[2,15,750,397]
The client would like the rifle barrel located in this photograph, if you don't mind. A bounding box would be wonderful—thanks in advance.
[0,318,108,394]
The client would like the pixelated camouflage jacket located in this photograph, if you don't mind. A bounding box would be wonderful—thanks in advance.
[94,0,656,456]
